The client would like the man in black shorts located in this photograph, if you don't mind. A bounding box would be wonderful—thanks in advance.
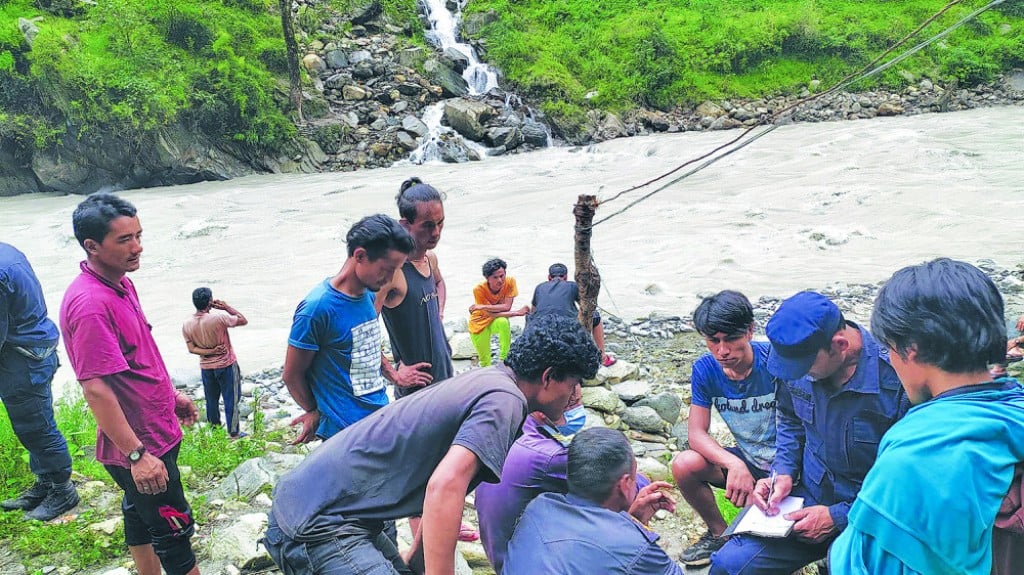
[670,291,777,566]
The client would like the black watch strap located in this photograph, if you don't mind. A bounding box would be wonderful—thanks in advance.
[128,445,146,464]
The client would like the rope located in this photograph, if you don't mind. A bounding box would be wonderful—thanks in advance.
[589,254,648,358]
[591,0,1003,227]
[592,125,777,227]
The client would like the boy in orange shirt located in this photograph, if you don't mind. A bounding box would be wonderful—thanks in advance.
[469,258,528,366]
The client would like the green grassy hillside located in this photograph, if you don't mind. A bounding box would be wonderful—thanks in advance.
[464,0,1024,124]
[0,0,305,151]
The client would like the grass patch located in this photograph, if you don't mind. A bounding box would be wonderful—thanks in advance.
[0,389,282,571]
[463,0,1024,124]
[713,487,742,526]
[0,509,125,570]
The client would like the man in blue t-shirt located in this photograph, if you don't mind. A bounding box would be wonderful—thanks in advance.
[670,290,777,566]
[283,214,415,443]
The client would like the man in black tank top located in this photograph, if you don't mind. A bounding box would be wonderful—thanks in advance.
[377,179,454,398]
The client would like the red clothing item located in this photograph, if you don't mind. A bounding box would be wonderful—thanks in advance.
[992,463,1024,575]
[60,262,181,467]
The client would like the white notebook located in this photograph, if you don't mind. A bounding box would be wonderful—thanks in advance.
[722,496,804,538]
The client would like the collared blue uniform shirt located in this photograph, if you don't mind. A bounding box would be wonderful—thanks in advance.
[0,243,60,350]
[772,323,910,529]
[503,492,683,575]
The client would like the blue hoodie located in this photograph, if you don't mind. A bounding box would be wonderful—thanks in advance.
[830,378,1024,574]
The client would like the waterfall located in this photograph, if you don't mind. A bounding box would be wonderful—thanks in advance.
[419,0,498,96]
[406,0,501,164]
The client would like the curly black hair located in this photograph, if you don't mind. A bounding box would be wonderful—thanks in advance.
[506,314,600,382]
[482,258,507,278]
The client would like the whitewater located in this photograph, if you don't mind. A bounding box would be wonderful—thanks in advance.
[1,106,1021,394]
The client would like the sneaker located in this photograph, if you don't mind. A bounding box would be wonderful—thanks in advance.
[457,522,479,542]
[679,529,727,566]
[230,432,249,441]
[1,480,51,511]
[25,480,79,522]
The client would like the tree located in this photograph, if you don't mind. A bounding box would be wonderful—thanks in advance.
[279,0,302,121]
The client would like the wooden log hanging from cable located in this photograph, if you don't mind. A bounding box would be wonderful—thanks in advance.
[573,195,600,337]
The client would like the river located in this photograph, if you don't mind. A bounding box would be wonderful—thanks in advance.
[2,106,1021,395]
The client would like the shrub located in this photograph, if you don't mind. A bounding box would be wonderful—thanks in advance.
[221,0,271,14]
[163,9,215,53]
[257,38,289,74]
[33,0,82,17]
[941,45,999,84]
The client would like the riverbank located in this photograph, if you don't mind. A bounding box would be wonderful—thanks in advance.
[5,257,1022,574]
[462,0,1024,141]
[1,0,1022,193]
[2,106,1021,396]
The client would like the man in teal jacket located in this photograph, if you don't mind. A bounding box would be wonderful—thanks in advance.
[830,258,1024,574]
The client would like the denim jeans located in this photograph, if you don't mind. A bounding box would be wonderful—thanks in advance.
[265,512,413,575]
[0,349,72,483]
[200,363,241,435]
[710,533,832,575]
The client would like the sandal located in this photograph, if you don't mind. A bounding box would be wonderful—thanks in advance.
[458,523,479,542]
[602,355,617,367]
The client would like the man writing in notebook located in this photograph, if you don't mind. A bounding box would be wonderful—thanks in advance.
[710,291,910,575]
[503,428,681,575]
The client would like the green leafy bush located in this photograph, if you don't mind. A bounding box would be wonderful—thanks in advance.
[0,0,297,152]
[163,8,215,54]
[941,45,1000,84]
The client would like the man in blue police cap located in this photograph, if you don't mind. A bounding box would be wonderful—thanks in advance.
[710,291,910,575]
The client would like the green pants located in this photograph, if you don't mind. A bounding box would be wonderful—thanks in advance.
[470,317,511,367]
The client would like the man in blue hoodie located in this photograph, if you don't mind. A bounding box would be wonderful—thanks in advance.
[830,258,1024,574]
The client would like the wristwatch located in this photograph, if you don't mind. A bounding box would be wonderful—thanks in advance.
[127,445,146,464]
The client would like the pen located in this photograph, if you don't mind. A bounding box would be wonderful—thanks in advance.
[766,469,777,508]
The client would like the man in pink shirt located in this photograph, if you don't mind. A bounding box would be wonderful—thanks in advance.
[60,193,201,575]
[182,288,247,438]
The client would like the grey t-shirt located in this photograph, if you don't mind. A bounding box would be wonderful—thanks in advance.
[272,364,528,541]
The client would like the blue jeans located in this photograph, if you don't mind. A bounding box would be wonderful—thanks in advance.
[710,533,832,575]
[265,512,412,575]
[201,363,241,436]
[0,348,72,483]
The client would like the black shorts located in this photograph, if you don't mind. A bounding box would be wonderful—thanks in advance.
[104,442,197,575]
[709,445,771,488]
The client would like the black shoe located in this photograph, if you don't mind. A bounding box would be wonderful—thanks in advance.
[25,480,79,521]
[0,480,51,511]
[680,529,727,566]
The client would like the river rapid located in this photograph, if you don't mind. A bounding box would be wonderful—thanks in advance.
[2,107,1021,394]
